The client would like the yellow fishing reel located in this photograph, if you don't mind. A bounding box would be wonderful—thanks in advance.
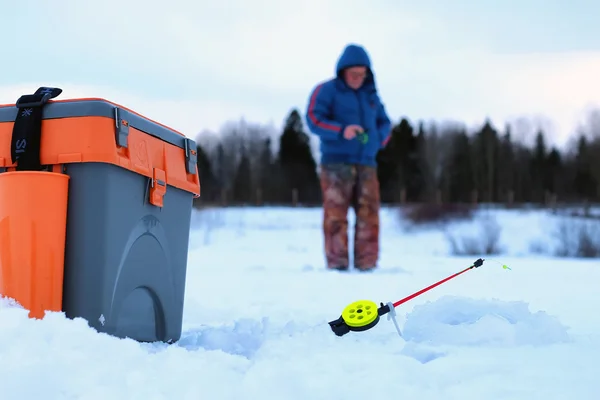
[328,299,396,337]
[341,300,380,329]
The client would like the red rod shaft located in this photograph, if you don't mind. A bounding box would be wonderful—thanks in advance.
[392,266,474,308]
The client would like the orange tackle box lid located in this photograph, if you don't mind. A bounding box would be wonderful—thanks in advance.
[0,87,200,200]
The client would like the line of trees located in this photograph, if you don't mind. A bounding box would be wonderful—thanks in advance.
[192,108,600,208]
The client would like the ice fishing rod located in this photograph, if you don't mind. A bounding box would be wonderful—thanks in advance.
[328,258,511,337]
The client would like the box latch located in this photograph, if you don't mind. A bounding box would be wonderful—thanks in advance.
[184,138,197,174]
[114,107,129,148]
[149,168,167,207]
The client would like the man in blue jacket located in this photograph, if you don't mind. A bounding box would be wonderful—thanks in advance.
[306,43,392,272]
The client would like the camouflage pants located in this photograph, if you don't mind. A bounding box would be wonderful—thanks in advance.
[319,163,380,270]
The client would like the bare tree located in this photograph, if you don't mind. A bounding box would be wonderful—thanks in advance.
[418,121,460,202]
[583,109,600,198]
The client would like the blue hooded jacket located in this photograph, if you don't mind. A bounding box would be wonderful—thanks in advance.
[305,44,392,167]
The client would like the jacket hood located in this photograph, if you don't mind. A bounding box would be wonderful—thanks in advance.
[335,43,375,89]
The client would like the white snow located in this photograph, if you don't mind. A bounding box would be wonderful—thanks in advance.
[1,206,600,399]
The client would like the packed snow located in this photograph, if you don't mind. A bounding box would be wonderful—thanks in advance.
[1,206,599,399]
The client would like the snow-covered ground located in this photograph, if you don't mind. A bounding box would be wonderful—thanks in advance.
[1,206,599,399]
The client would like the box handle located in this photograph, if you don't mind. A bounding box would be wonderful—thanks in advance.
[11,86,62,171]
[149,168,167,207]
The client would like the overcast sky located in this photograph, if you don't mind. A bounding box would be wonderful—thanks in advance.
[1,0,599,148]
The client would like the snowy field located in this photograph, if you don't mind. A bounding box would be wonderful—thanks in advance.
[1,205,600,399]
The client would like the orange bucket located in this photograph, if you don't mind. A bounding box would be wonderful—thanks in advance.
[0,170,69,318]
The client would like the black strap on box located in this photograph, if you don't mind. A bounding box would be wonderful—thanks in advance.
[11,87,63,171]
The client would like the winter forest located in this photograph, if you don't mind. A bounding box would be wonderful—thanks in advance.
[191,107,600,210]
